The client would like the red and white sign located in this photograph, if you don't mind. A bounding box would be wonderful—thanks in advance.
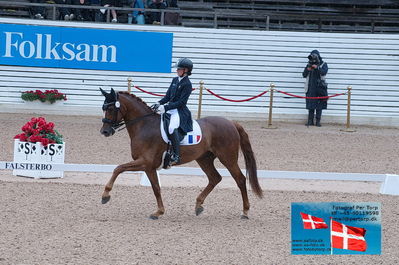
[331,220,367,252]
[300,212,328,229]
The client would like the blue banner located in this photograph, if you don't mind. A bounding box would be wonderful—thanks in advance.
[0,23,173,73]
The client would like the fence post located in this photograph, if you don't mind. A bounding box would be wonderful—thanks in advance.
[160,10,165,25]
[264,83,277,129]
[52,6,56,20]
[197,81,204,120]
[127,77,132,94]
[341,85,356,132]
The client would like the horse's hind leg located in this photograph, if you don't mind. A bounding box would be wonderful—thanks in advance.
[145,169,165,220]
[221,161,250,219]
[195,153,222,216]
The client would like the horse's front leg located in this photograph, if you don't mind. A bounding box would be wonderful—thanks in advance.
[101,159,146,204]
[145,169,165,220]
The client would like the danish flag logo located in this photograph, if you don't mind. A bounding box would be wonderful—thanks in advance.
[331,219,367,252]
[300,212,328,229]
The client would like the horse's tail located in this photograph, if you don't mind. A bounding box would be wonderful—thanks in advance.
[234,122,263,198]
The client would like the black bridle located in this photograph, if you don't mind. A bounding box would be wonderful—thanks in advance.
[102,96,155,133]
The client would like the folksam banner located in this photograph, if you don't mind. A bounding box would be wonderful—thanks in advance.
[0,23,173,73]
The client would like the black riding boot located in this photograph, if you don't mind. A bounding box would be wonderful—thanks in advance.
[169,129,181,166]
[306,109,315,126]
[316,109,322,127]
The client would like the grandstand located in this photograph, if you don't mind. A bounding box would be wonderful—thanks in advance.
[0,0,31,19]
[1,0,398,33]
[178,0,399,33]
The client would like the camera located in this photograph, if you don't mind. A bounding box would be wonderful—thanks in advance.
[308,53,320,65]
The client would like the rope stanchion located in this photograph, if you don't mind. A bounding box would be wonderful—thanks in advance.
[204,87,268,102]
[127,77,132,94]
[340,86,356,132]
[263,83,277,129]
[197,81,204,120]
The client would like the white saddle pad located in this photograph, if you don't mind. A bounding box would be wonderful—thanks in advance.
[160,118,202,145]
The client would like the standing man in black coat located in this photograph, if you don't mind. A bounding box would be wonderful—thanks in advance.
[151,58,194,166]
[303,50,328,127]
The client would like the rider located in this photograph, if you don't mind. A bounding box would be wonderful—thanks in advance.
[151,58,194,166]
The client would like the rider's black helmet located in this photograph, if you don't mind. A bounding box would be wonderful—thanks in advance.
[175,58,193,75]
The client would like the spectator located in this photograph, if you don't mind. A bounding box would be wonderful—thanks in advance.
[164,0,179,25]
[101,0,119,22]
[74,0,92,21]
[131,0,145,24]
[90,0,103,22]
[303,50,328,127]
[147,0,167,24]
[30,0,46,19]
[54,0,75,21]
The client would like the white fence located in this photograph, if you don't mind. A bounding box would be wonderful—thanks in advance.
[0,18,399,125]
[2,161,398,195]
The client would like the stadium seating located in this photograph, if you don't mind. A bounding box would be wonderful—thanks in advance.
[177,0,399,33]
[0,0,31,19]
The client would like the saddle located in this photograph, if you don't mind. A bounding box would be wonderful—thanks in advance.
[160,113,202,146]
[159,113,202,169]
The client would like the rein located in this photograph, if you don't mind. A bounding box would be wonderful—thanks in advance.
[103,112,155,132]
[102,97,155,132]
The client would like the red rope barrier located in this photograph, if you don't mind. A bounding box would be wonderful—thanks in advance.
[133,85,197,97]
[134,85,165,97]
[276,90,346,99]
[204,87,269,102]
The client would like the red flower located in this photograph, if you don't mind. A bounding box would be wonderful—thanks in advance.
[37,119,46,128]
[14,117,63,146]
[21,124,32,133]
[41,138,50,146]
[29,135,42,143]
[14,133,28,142]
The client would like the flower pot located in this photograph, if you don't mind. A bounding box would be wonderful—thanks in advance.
[23,100,64,109]
[13,139,65,179]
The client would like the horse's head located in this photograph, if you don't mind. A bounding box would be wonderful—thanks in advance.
[100,87,123,137]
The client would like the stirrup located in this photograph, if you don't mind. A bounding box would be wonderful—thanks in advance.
[162,152,171,169]
[169,154,180,166]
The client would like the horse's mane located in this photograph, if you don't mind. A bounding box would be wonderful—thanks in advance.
[118,91,153,112]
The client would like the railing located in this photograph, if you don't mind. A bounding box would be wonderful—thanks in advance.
[0,2,268,27]
[2,1,397,33]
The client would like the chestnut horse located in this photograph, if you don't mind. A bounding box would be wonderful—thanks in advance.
[100,88,263,219]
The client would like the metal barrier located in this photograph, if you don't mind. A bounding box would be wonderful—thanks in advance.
[0,2,270,27]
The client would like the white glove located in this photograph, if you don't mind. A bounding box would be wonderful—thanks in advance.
[158,105,165,114]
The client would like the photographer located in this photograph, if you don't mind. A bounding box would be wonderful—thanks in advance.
[302,50,328,127]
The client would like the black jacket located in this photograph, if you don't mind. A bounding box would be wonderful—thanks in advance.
[303,50,328,110]
[159,76,193,133]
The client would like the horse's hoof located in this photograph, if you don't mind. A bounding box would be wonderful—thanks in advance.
[149,214,159,220]
[240,215,249,220]
[101,196,111,204]
[195,206,204,216]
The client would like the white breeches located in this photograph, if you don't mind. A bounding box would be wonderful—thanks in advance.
[167,109,180,134]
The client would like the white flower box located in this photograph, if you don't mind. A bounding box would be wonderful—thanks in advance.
[13,139,65,179]
[23,100,63,110]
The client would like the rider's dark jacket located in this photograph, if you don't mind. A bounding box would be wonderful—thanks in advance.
[159,76,193,133]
